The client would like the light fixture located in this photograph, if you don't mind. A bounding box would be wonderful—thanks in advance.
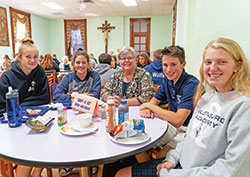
[41,2,64,10]
[84,13,98,16]
[121,0,137,6]
[80,2,86,11]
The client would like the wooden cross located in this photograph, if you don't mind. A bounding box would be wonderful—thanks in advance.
[97,20,115,53]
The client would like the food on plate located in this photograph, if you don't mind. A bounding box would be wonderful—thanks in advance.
[112,119,145,140]
[61,126,70,133]
[26,109,42,115]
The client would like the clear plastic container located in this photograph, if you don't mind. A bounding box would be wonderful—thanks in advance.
[118,100,129,124]
[6,87,21,128]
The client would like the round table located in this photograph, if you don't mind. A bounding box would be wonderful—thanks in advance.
[0,106,168,168]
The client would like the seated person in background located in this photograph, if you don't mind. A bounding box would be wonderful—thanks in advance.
[0,38,50,177]
[60,56,71,71]
[94,53,117,85]
[52,54,60,66]
[116,37,250,177]
[137,52,151,68]
[39,54,43,63]
[100,46,154,107]
[89,53,98,64]
[40,53,60,83]
[144,49,165,86]
[138,46,199,162]
[53,50,101,101]
[1,54,12,71]
[110,55,120,70]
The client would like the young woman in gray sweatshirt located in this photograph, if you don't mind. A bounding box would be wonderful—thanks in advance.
[116,38,250,177]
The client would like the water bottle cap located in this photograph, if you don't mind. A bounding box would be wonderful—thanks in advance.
[120,100,127,104]
[8,87,13,92]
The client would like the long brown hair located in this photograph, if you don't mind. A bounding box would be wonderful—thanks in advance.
[40,54,53,69]
[137,52,151,66]
[194,38,250,104]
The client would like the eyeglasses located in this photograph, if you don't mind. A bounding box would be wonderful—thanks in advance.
[120,57,134,61]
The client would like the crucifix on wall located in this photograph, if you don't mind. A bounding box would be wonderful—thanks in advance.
[97,20,115,53]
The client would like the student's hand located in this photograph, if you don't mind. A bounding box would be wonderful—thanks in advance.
[156,161,175,176]
[140,109,154,118]
[113,95,121,107]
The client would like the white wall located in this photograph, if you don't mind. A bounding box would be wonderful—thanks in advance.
[176,0,250,78]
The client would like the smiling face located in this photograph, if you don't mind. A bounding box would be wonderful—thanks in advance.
[110,57,116,69]
[162,55,185,84]
[139,56,146,66]
[203,47,239,92]
[120,52,137,73]
[73,55,89,76]
[18,47,39,75]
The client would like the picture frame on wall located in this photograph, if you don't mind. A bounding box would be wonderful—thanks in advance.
[0,6,10,46]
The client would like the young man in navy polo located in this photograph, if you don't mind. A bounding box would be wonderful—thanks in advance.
[140,46,199,151]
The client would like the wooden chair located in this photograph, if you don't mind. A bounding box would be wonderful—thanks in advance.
[154,84,161,93]
[80,165,103,177]
[149,145,173,159]
[0,159,15,177]
[47,75,54,102]
[0,159,52,177]
[45,70,56,84]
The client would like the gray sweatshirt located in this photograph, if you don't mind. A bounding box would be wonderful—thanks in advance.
[94,64,117,85]
[161,90,250,177]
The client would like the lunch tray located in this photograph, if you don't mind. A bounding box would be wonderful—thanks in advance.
[0,106,50,124]
[50,100,72,110]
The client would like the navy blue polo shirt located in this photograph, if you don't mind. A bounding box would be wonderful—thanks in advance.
[154,70,199,126]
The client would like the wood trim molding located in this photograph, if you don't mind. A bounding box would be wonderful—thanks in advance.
[9,7,31,56]
[130,18,151,53]
[64,19,87,58]
[172,0,178,46]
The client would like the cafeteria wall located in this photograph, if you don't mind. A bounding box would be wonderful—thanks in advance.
[0,3,172,61]
[48,14,172,60]
[3,0,250,78]
[0,4,51,58]
[176,0,250,77]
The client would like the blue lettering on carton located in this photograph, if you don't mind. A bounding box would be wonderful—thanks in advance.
[78,98,83,103]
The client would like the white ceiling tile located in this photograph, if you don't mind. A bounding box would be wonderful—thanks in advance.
[1,0,174,19]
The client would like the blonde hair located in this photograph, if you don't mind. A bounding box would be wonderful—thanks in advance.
[40,54,53,69]
[17,38,38,58]
[194,38,250,104]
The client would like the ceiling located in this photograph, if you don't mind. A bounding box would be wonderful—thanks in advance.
[1,0,176,19]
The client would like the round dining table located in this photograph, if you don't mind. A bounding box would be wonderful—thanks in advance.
[0,106,168,176]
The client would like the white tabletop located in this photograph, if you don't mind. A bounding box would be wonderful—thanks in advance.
[0,106,168,168]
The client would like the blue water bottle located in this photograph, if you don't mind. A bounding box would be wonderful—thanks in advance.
[6,87,22,128]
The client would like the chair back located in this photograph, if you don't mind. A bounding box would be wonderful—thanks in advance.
[45,70,56,84]
[45,71,57,102]
[154,85,161,93]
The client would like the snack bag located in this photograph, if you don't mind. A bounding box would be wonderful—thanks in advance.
[113,119,145,139]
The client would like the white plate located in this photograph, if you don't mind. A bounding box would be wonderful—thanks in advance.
[72,123,93,131]
[60,122,98,136]
[110,133,150,145]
